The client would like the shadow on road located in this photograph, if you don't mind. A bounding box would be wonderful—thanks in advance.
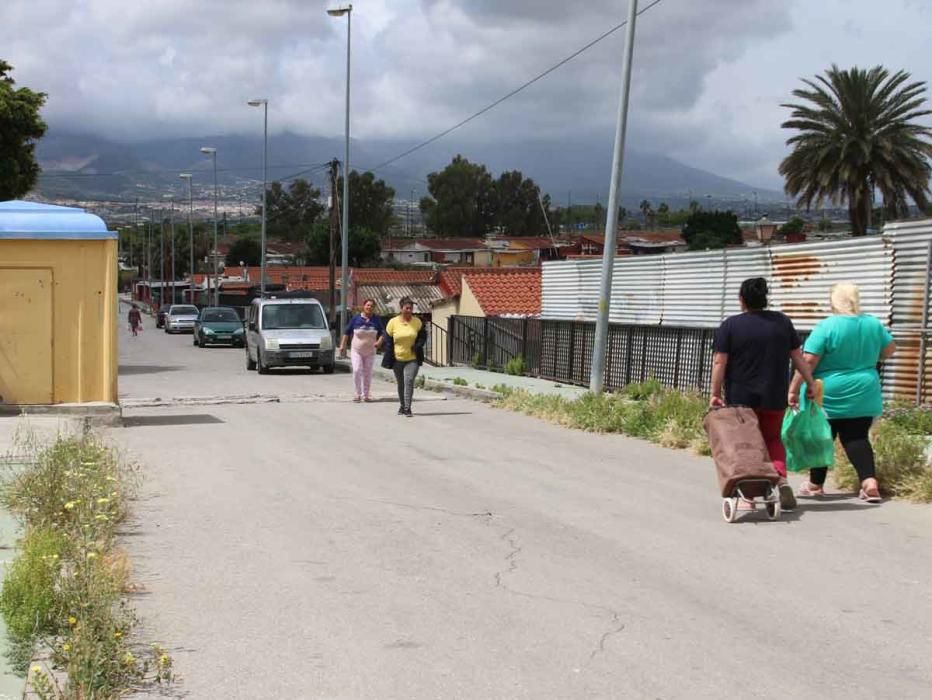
[122,414,224,427]
[119,364,183,376]
[411,411,474,417]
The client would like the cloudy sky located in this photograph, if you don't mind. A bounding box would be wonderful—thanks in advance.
[3,0,931,188]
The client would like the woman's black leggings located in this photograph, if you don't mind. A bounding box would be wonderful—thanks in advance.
[809,417,876,486]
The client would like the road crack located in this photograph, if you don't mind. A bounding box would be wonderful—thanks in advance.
[490,525,624,663]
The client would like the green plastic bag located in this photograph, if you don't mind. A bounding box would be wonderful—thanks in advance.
[782,402,835,473]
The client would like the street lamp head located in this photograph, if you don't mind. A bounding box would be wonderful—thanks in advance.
[327,4,351,16]
[179,173,192,180]
[247,99,268,107]
[200,147,216,156]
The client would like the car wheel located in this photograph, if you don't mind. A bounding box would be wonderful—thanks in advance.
[246,346,257,371]
[193,335,199,346]
[257,349,268,374]
[323,363,335,375]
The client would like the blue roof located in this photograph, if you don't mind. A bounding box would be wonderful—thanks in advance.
[0,200,117,240]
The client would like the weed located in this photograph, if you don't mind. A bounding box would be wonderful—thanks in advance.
[504,356,526,376]
[474,383,486,390]
[621,378,665,401]
[414,374,426,389]
[1,433,173,697]
[833,420,930,498]
[452,377,468,386]
[471,352,482,368]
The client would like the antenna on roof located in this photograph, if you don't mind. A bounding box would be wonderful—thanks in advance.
[537,191,558,249]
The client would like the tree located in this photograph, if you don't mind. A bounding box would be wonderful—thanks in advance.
[681,210,742,251]
[420,155,496,235]
[657,202,670,215]
[779,216,805,236]
[338,170,396,237]
[305,220,380,267]
[0,60,47,199]
[493,170,546,236]
[259,178,325,241]
[226,238,262,266]
[639,199,655,228]
[779,64,932,237]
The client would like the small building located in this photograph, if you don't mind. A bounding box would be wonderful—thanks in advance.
[0,201,118,405]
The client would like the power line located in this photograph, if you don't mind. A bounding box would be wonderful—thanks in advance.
[372,0,663,172]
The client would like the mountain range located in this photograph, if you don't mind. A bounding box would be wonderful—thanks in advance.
[35,131,781,207]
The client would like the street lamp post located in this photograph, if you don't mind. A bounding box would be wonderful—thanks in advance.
[201,147,219,305]
[588,0,640,394]
[164,195,176,305]
[180,174,194,301]
[248,99,269,297]
[328,3,352,334]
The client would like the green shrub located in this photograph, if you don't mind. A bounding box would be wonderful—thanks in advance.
[0,527,67,660]
[452,377,468,386]
[470,352,482,368]
[621,378,665,401]
[504,356,526,376]
[833,420,929,495]
[885,404,932,435]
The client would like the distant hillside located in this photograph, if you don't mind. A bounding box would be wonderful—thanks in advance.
[35,131,780,206]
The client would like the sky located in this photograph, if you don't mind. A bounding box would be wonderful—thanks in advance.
[2,0,931,189]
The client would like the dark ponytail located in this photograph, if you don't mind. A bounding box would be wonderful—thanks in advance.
[740,277,769,310]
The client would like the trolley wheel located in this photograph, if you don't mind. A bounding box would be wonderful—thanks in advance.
[722,498,738,523]
[766,500,781,521]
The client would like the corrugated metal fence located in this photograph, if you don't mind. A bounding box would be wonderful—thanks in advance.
[447,219,932,401]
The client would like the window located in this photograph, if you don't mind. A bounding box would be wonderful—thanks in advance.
[170,305,199,316]
[261,304,326,330]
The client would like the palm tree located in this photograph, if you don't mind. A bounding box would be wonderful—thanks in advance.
[779,65,932,236]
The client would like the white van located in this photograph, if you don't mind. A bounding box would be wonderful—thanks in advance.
[245,297,335,374]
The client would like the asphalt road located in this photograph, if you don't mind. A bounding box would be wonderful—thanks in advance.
[113,311,932,699]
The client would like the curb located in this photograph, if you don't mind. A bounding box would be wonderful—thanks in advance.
[371,366,502,403]
[0,402,122,427]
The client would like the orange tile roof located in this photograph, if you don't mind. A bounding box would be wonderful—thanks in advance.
[462,269,541,317]
[352,269,437,284]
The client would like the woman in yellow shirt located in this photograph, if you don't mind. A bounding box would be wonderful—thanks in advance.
[384,297,425,417]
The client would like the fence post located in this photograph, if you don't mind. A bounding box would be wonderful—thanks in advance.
[624,326,634,386]
[606,325,614,390]
[568,322,577,382]
[916,239,932,405]
[673,328,682,389]
[447,315,454,366]
[483,317,490,368]
[697,329,709,393]
[522,318,528,362]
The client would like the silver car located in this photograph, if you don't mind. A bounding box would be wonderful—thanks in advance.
[245,298,335,374]
[164,304,200,334]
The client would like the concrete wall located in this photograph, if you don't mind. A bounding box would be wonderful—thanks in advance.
[459,278,485,317]
[0,239,118,404]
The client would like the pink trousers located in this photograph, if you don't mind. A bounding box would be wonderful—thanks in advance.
[351,350,375,398]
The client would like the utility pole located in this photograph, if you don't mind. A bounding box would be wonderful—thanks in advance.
[132,198,138,270]
[159,209,165,308]
[589,0,640,394]
[328,159,340,326]
[168,197,176,305]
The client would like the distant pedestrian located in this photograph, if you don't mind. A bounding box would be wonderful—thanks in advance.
[338,299,385,402]
[710,277,816,510]
[128,304,143,337]
[788,283,896,502]
[383,297,426,417]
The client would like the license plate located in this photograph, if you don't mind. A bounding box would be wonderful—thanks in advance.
[216,335,231,340]
[289,351,316,358]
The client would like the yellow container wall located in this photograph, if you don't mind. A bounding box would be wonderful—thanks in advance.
[0,239,117,404]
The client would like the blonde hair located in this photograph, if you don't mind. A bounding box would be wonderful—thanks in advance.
[831,282,861,315]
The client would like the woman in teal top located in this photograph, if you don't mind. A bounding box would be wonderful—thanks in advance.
[789,283,896,502]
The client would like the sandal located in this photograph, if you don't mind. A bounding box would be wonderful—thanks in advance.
[353,396,361,403]
[797,481,825,498]
[859,488,882,504]
[364,396,373,403]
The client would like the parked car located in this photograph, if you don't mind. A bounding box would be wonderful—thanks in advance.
[164,304,200,334]
[156,304,170,329]
[194,307,245,347]
[245,297,335,374]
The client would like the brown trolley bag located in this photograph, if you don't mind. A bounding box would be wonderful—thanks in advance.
[703,406,779,497]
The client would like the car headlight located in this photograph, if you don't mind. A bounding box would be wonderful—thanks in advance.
[265,338,279,350]
[203,327,215,334]
[233,327,244,335]
[319,334,333,351]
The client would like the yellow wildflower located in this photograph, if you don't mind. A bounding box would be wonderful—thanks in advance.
[64,501,76,510]
[96,497,110,504]
[87,552,98,559]
[68,616,77,626]
[63,643,72,652]
[158,654,171,668]
[95,514,109,521]
[31,665,42,674]
[123,652,135,666]
[114,631,122,639]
